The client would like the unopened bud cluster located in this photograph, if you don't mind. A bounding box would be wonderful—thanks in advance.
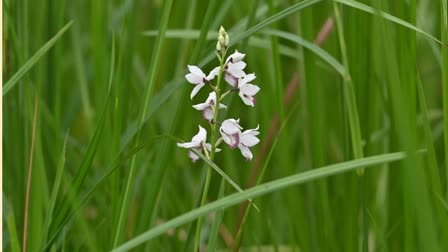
[178,26,261,162]
[216,26,229,52]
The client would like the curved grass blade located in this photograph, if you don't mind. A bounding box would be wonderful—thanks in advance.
[142,29,217,39]
[233,101,300,250]
[3,21,73,96]
[47,33,116,247]
[230,0,322,47]
[334,0,443,44]
[4,196,21,252]
[263,29,346,76]
[113,152,407,252]
[190,148,260,212]
[41,134,169,251]
[41,133,69,246]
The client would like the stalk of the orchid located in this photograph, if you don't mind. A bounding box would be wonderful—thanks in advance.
[193,44,227,252]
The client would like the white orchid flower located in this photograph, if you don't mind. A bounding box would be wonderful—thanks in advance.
[177,126,220,162]
[192,92,227,122]
[185,65,219,99]
[224,50,247,87]
[238,125,260,161]
[238,73,260,107]
[219,118,243,149]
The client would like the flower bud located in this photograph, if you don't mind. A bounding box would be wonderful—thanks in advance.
[218,26,229,49]
[218,34,226,46]
[219,26,226,36]
[216,41,222,51]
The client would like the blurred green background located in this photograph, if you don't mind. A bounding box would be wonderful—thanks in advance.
[3,0,448,251]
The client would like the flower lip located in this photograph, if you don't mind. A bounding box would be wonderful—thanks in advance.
[237,74,260,106]
[220,118,243,148]
[237,125,260,161]
[192,92,227,122]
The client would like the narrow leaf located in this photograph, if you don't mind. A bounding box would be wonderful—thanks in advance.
[3,21,73,96]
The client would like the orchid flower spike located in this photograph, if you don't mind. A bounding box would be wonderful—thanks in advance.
[177,126,220,162]
[238,73,260,107]
[219,118,243,149]
[224,50,247,87]
[185,65,219,99]
[238,125,260,161]
[193,91,227,122]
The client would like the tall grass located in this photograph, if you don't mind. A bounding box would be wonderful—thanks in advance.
[3,0,448,251]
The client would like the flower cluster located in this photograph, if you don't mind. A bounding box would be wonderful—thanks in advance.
[178,26,261,162]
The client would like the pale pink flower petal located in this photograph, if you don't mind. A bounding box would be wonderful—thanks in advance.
[238,145,253,161]
[225,50,245,63]
[190,82,205,99]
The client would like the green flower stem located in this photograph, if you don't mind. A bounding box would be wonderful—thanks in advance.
[193,48,227,252]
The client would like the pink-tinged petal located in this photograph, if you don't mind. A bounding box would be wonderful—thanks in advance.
[230,61,247,70]
[227,68,246,79]
[185,73,202,84]
[238,145,253,161]
[191,125,207,143]
[188,65,206,78]
[221,119,242,134]
[177,142,198,148]
[221,131,239,149]
[226,50,246,63]
[224,73,238,87]
[206,67,220,81]
[206,92,218,104]
[240,84,260,96]
[190,82,205,99]
[228,133,240,149]
[203,108,214,122]
[192,102,209,111]
[239,92,255,106]
[243,125,260,136]
[188,149,200,162]
[227,62,246,78]
[205,143,212,151]
[220,132,233,147]
[237,73,256,87]
[240,133,260,147]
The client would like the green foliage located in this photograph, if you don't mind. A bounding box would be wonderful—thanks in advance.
[3,0,448,251]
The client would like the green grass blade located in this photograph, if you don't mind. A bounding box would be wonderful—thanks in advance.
[47,34,115,247]
[41,133,69,246]
[334,0,442,44]
[263,29,345,76]
[231,0,323,47]
[41,136,168,251]
[332,4,366,249]
[190,148,259,211]
[112,1,174,246]
[113,152,407,252]
[206,179,226,252]
[4,197,21,252]
[2,21,73,96]
[440,0,448,193]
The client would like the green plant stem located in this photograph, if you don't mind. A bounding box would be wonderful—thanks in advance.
[193,48,227,252]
